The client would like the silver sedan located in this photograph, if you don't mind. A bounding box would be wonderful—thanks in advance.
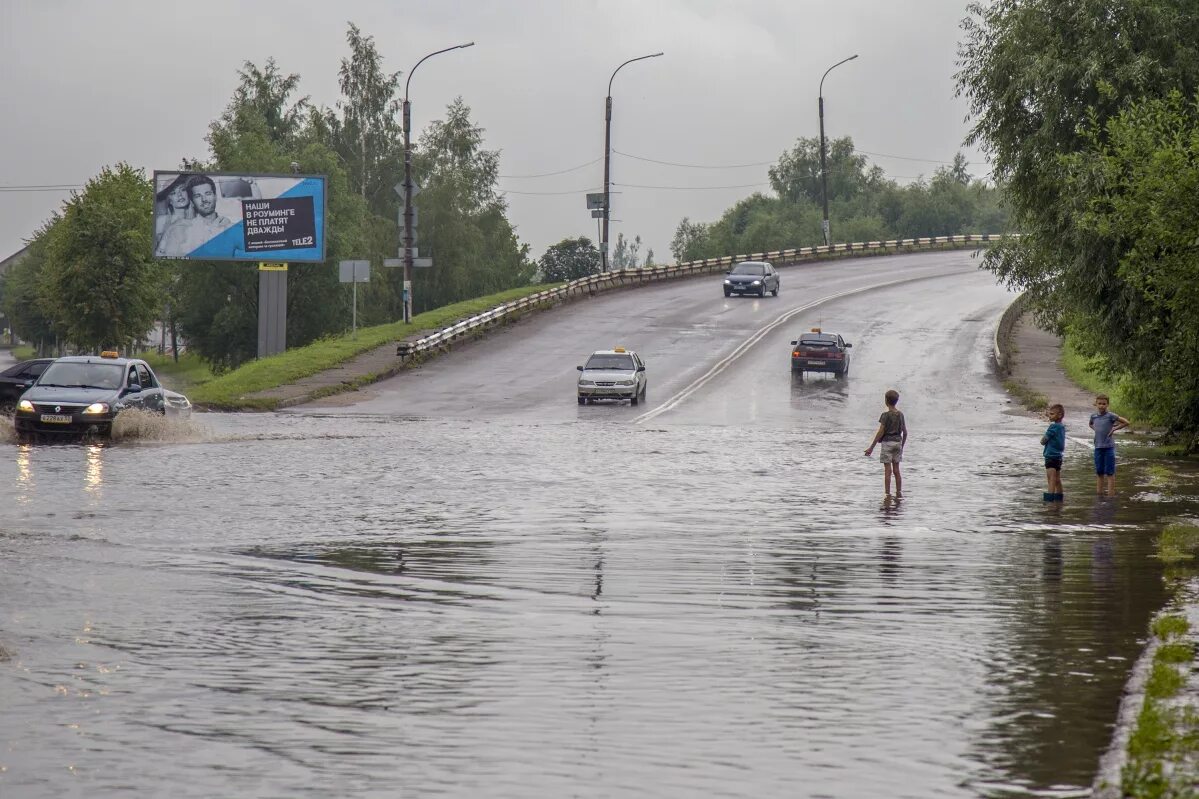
[576,348,648,405]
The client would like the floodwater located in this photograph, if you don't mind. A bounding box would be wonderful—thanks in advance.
[1,412,1195,798]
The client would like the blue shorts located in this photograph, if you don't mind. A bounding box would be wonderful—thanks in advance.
[1093,447,1116,476]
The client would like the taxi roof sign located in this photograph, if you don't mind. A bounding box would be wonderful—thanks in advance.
[613,346,626,352]
[100,350,120,358]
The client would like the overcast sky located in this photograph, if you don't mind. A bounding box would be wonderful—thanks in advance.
[0,0,987,263]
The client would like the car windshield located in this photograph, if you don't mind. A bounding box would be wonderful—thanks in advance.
[586,354,635,370]
[38,361,124,390]
[798,335,838,347]
[731,263,766,275]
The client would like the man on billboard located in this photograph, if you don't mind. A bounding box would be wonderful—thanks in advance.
[155,175,235,257]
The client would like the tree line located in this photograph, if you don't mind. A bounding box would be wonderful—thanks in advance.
[957,0,1199,449]
[668,139,1009,263]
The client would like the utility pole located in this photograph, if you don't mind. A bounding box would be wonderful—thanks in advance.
[602,52,662,273]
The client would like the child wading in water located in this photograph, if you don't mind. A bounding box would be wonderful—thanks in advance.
[1089,394,1130,497]
[865,389,908,497]
[1041,404,1066,502]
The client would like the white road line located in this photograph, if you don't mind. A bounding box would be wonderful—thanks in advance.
[633,269,972,424]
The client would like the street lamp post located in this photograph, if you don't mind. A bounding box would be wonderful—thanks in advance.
[602,52,662,273]
[402,41,474,322]
[818,53,858,247]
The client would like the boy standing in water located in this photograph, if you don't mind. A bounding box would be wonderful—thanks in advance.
[865,389,908,497]
[1041,404,1066,502]
[1089,394,1130,497]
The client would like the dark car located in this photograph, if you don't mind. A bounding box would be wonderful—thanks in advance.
[0,358,54,408]
[790,329,852,377]
[723,261,780,297]
[13,352,178,438]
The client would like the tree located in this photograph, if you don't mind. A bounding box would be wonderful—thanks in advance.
[411,98,534,312]
[769,136,883,206]
[611,233,642,270]
[41,164,161,352]
[1,218,62,353]
[540,237,600,282]
[671,217,710,263]
[330,23,404,212]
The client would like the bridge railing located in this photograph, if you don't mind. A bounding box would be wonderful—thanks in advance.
[396,233,1013,359]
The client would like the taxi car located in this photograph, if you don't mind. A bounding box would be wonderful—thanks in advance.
[13,352,190,438]
[790,329,852,377]
[576,347,648,405]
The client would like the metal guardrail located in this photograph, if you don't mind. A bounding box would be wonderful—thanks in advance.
[397,233,1012,359]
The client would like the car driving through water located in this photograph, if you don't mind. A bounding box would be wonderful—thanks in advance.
[13,352,191,439]
[576,347,648,405]
[790,329,852,378]
[723,260,780,297]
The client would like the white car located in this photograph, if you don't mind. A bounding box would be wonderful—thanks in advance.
[576,347,648,405]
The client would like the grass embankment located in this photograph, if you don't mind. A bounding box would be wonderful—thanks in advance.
[1003,377,1048,411]
[153,283,561,410]
[1113,522,1199,797]
[1060,335,1151,423]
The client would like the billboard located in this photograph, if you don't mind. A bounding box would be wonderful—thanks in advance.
[152,171,327,262]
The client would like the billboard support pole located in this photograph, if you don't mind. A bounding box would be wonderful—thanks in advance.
[257,265,287,358]
[402,99,413,325]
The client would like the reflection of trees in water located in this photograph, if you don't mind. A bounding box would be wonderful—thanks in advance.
[966,522,1168,793]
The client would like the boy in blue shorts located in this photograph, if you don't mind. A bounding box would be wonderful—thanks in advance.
[1089,394,1129,497]
[1041,403,1065,502]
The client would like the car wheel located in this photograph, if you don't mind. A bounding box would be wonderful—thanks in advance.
[578,396,586,405]
[772,282,779,297]
[758,287,766,297]
[724,289,731,297]
[630,393,638,406]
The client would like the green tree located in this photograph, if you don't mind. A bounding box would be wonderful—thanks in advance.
[410,98,533,312]
[41,164,161,352]
[540,237,600,282]
[1,218,62,353]
[670,217,710,262]
[769,136,883,206]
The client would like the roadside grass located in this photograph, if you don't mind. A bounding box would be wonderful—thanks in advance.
[1121,612,1199,799]
[1003,377,1048,411]
[10,345,36,360]
[1060,335,1151,422]
[185,283,560,409]
[135,351,215,393]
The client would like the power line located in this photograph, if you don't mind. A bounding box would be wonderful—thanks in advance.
[615,181,770,191]
[0,184,81,192]
[853,149,961,165]
[498,157,602,179]
[613,150,773,170]
[498,186,602,196]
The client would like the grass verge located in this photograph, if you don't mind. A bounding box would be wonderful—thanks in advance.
[1060,335,1150,423]
[1121,612,1199,799]
[1003,377,1048,412]
[1158,524,1199,565]
[182,283,560,409]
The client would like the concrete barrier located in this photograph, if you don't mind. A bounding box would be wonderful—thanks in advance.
[993,292,1029,375]
[398,233,1017,360]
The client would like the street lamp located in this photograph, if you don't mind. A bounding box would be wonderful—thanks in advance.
[603,52,663,272]
[401,41,474,323]
[818,53,858,247]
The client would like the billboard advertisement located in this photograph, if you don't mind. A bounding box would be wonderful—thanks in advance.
[152,171,327,262]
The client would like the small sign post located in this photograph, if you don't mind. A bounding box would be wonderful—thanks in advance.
[339,260,371,336]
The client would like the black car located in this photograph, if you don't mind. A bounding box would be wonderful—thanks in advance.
[790,329,852,377]
[723,261,780,297]
[13,352,175,438]
[0,358,54,408]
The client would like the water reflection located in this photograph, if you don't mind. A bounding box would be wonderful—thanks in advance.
[84,444,103,497]
[15,444,33,501]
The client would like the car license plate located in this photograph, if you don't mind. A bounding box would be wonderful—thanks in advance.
[40,414,72,424]
[807,360,826,366]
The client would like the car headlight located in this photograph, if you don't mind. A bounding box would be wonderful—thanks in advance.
[83,402,110,414]
[579,380,595,386]
[17,399,34,412]
[723,279,732,284]
[617,379,635,386]
[751,279,762,285]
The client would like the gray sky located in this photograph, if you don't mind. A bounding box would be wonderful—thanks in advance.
[0,0,986,263]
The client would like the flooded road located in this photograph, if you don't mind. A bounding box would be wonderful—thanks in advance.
[1,253,1195,797]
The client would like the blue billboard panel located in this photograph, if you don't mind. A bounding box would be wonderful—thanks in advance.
[152,171,327,262]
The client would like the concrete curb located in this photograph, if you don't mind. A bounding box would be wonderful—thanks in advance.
[993,292,1028,375]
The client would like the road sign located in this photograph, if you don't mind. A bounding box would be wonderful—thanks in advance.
[397,207,419,227]
[383,258,403,268]
[413,257,434,268]
[394,179,422,199]
[586,192,605,210]
[338,260,370,283]
[401,247,420,259]
[590,209,603,218]
[258,262,288,271]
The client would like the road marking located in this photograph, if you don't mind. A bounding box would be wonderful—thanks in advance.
[633,270,971,423]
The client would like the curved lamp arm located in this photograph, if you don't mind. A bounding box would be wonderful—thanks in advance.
[406,42,475,102]
[819,53,858,99]
[609,52,664,96]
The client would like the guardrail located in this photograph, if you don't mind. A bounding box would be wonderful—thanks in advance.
[397,233,1013,360]
[993,292,1029,375]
